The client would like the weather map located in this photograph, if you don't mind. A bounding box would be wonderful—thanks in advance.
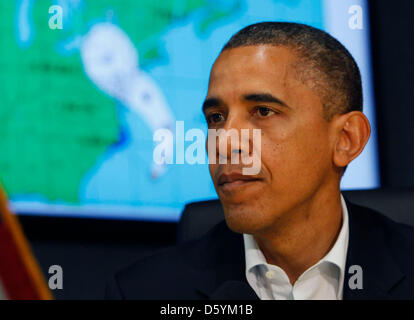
[0,0,376,221]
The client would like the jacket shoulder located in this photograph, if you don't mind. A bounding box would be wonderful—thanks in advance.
[105,221,235,299]
[350,201,414,241]
[348,202,414,270]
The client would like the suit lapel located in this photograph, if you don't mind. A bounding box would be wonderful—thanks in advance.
[192,221,259,300]
[343,199,405,299]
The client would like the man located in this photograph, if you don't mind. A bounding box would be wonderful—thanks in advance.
[105,22,414,300]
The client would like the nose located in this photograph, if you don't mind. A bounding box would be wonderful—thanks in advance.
[215,111,253,164]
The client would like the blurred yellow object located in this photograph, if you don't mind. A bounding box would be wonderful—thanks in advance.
[0,183,53,300]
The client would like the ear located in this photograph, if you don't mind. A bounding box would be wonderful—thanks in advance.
[332,111,371,169]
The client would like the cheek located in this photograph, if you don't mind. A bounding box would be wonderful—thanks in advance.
[208,163,215,179]
[261,123,331,189]
[209,163,219,186]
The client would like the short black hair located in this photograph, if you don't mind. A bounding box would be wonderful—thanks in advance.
[222,22,363,120]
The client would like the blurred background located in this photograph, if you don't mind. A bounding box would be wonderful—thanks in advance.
[0,0,413,299]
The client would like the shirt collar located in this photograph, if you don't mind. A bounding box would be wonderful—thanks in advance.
[322,194,349,296]
[244,193,349,297]
[244,227,267,272]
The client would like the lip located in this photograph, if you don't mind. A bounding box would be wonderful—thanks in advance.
[217,172,263,192]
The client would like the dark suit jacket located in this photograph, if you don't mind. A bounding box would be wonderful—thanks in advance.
[105,199,414,299]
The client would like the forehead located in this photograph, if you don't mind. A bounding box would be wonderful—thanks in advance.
[207,45,323,114]
[209,45,297,91]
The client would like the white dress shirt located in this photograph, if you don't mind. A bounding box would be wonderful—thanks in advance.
[244,194,349,300]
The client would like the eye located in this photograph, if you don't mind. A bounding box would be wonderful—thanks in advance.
[206,112,225,124]
[254,106,277,118]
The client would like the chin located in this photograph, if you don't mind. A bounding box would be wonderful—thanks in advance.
[222,203,268,234]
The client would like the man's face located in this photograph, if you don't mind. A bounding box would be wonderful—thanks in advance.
[204,45,337,235]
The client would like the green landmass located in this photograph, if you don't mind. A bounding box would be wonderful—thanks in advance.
[0,0,241,203]
[0,1,120,202]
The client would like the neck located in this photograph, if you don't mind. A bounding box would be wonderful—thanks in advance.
[253,184,343,285]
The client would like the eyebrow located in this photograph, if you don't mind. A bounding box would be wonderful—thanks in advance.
[243,93,290,109]
[202,97,223,113]
[202,92,290,113]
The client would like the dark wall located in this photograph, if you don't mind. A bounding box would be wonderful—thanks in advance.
[19,216,177,299]
[369,0,414,187]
